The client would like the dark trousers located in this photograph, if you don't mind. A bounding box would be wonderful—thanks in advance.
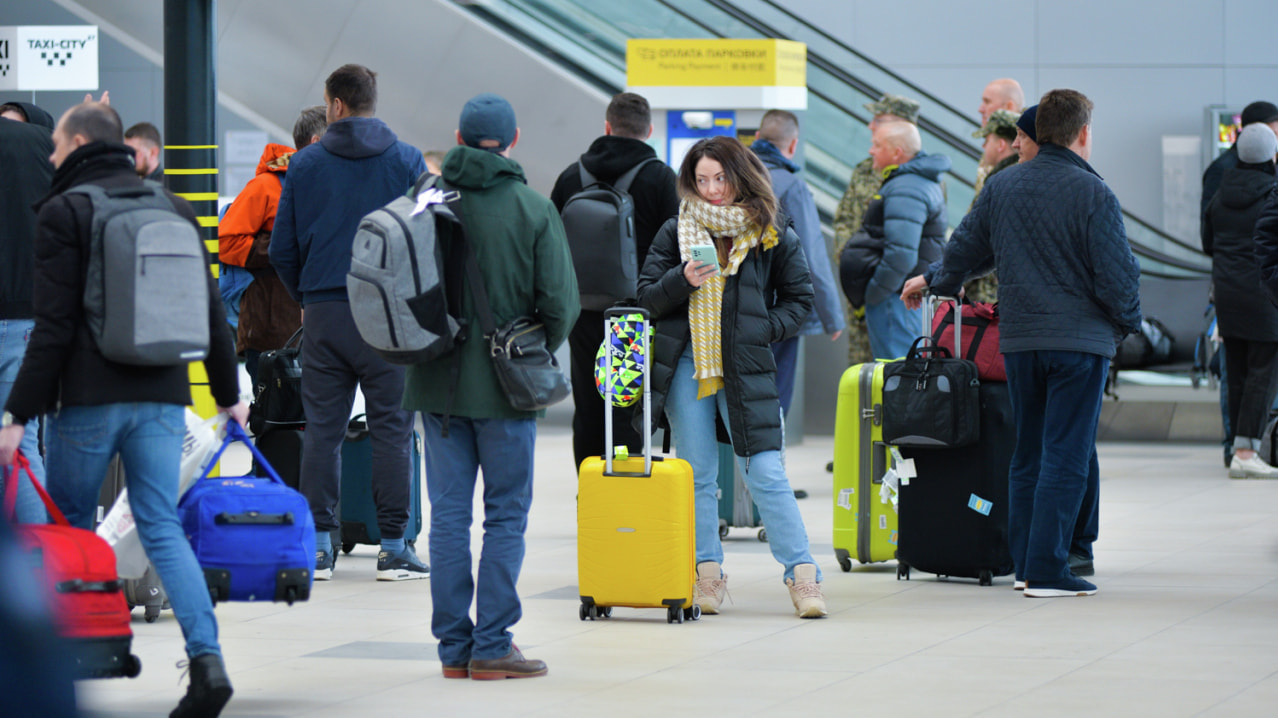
[1222,337,1278,446]
[569,310,644,470]
[771,335,800,417]
[1072,449,1100,560]
[299,301,414,538]
[1004,350,1108,584]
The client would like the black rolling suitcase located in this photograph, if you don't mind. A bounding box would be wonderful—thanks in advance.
[894,297,1014,586]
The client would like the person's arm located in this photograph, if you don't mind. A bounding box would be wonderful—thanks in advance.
[1200,199,1215,257]
[532,205,580,352]
[788,183,844,335]
[766,226,816,343]
[864,192,927,306]
[268,170,302,302]
[1254,187,1278,305]
[927,193,995,300]
[1087,190,1143,337]
[637,219,696,319]
[218,174,274,267]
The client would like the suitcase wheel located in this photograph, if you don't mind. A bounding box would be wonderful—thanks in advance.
[683,605,701,622]
[718,520,729,540]
[342,543,355,555]
[666,606,683,624]
[124,654,142,679]
[144,606,160,623]
[838,556,852,573]
[897,563,911,581]
[979,570,993,587]
[579,603,588,621]
[757,528,768,543]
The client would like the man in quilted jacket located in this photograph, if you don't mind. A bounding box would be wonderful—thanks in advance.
[903,89,1141,598]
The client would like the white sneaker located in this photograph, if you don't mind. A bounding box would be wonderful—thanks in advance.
[785,564,827,618]
[1229,454,1278,479]
[1014,580,1026,591]
[694,561,728,615]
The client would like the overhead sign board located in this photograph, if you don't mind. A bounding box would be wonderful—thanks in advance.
[626,39,806,88]
[0,26,100,91]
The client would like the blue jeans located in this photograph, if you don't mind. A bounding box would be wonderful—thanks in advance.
[665,348,819,582]
[0,319,47,524]
[1071,450,1100,560]
[1004,350,1108,584]
[865,295,922,360]
[45,403,220,658]
[420,412,535,666]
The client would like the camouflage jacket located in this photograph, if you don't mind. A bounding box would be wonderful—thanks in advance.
[833,157,882,248]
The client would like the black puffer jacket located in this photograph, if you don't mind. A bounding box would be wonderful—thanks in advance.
[0,117,54,320]
[1255,186,1278,305]
[1202,162,1278,341]
[636,216,814,459]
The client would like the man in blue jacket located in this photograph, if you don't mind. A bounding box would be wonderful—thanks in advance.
[903,89,1141,598]
[856,122,949,359]
[752,110,844,414]
[270,64,428,582]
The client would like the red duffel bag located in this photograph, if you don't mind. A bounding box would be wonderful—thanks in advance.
[930,301,1007,382]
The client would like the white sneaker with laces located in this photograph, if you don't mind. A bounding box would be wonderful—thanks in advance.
[786,563,827,618]
[1229,454,1278,479]
[694,561,728,615]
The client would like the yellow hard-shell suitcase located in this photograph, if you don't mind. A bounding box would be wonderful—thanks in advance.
[577,309,699,624]
[832,361,900,570]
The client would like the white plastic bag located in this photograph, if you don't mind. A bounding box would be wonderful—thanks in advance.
[97,410,226,578]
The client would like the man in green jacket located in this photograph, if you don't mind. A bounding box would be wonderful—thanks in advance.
[403,94,579,681]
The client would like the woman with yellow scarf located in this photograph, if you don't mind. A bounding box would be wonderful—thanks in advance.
[636,136,825,618]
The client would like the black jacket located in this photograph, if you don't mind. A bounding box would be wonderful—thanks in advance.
[4,143,240,420]
[636,216,814,459]
[1202,145,1239,221]
[1203,163,1278,341]
[550,135,680,271]
[1256,186,1278,305]
[0,118,54,319]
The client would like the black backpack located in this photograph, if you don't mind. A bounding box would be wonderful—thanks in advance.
[560,158,660,311]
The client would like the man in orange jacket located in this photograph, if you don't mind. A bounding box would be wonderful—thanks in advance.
[218,106,326,388]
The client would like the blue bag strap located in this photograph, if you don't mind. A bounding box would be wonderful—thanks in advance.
[196,420,285,486]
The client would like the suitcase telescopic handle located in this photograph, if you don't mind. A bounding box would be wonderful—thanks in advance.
[927,294,963,357]
[602,306,652,478]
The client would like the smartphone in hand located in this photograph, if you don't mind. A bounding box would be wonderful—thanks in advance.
[688,244,720,274]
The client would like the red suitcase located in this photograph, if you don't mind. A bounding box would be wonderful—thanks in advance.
[6,451,141,679]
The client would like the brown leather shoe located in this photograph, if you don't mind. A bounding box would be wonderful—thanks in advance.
[468,645,547,680]
[441,665,469,679]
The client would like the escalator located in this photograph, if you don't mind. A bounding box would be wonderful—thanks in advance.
[453,0,1209,280]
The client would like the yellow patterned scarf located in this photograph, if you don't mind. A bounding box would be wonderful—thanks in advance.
[678,196,779,399]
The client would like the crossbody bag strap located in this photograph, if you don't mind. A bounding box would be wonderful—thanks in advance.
[437,182,495,437]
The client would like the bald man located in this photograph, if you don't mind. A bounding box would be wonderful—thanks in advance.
[978,78,1025,125]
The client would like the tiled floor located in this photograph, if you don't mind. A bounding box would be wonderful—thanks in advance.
[78,427,1278,718]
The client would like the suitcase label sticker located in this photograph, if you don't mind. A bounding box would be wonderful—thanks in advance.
[967,494,993,516]
[837,487,854,510]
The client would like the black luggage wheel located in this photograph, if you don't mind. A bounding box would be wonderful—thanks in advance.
[578,598,611,621]
[897,563,911,581]
[718,519,729,539]
[203,568,231,606]
[757,528,768,542]
[979,570,993,587]
[835,549,853,573]
[144,605,160,623]
[341,543,355,554]
[275,568,312,605]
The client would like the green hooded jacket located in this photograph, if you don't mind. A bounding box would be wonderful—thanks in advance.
[402,146,580,419]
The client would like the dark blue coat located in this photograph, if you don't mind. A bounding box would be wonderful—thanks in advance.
[866,151,950,306]
[928,143,1141,358]
[752,139,844,336]
[270,117,426,305]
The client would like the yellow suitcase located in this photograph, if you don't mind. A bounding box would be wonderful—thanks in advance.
[576,309,699,624]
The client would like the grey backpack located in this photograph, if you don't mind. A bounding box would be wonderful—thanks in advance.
[348,173,462,365]
[70,182,210,366]
[560,158,660,311]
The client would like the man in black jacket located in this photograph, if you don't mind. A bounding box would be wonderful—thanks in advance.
[0,104,55,524]
[1202,101,1278,220]
[0,100,247,718]
[550,92,679,469]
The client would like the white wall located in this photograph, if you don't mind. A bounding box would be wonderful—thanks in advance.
[786,0,1278,236]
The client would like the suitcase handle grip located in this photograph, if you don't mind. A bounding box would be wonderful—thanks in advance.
[215,510,294,526]
[56,578,123,594]
[198,420,287,487]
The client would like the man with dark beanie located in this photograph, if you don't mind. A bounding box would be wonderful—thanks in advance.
[1202,100,1278,220]
[0,98,247,718]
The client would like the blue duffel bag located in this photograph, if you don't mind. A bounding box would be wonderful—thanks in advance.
[180,420,314,605]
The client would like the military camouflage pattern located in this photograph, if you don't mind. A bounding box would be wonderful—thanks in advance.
[863,94,920,124]
[832,157,882,365]
[972,108,1021,142]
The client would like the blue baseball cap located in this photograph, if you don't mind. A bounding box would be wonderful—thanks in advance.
[459,93,516,153]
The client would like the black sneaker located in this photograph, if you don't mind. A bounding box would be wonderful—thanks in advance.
[376,546,430,581]
[1068,552,1095,577]
[315,550,335,581]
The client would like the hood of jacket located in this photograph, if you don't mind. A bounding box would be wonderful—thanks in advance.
[442,145,527,190]
[256,142,296,175]
[1218,163,1277,210]
[319,117,397,160]
[751,138,801,174]
[889,150,951,183]
[10,101,55,130]
[578,135,660,183]
[39,142,136,208]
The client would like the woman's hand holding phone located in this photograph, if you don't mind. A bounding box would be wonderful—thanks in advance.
[684,244,719,287]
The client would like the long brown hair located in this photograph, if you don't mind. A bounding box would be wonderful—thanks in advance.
[677,136,777,231]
